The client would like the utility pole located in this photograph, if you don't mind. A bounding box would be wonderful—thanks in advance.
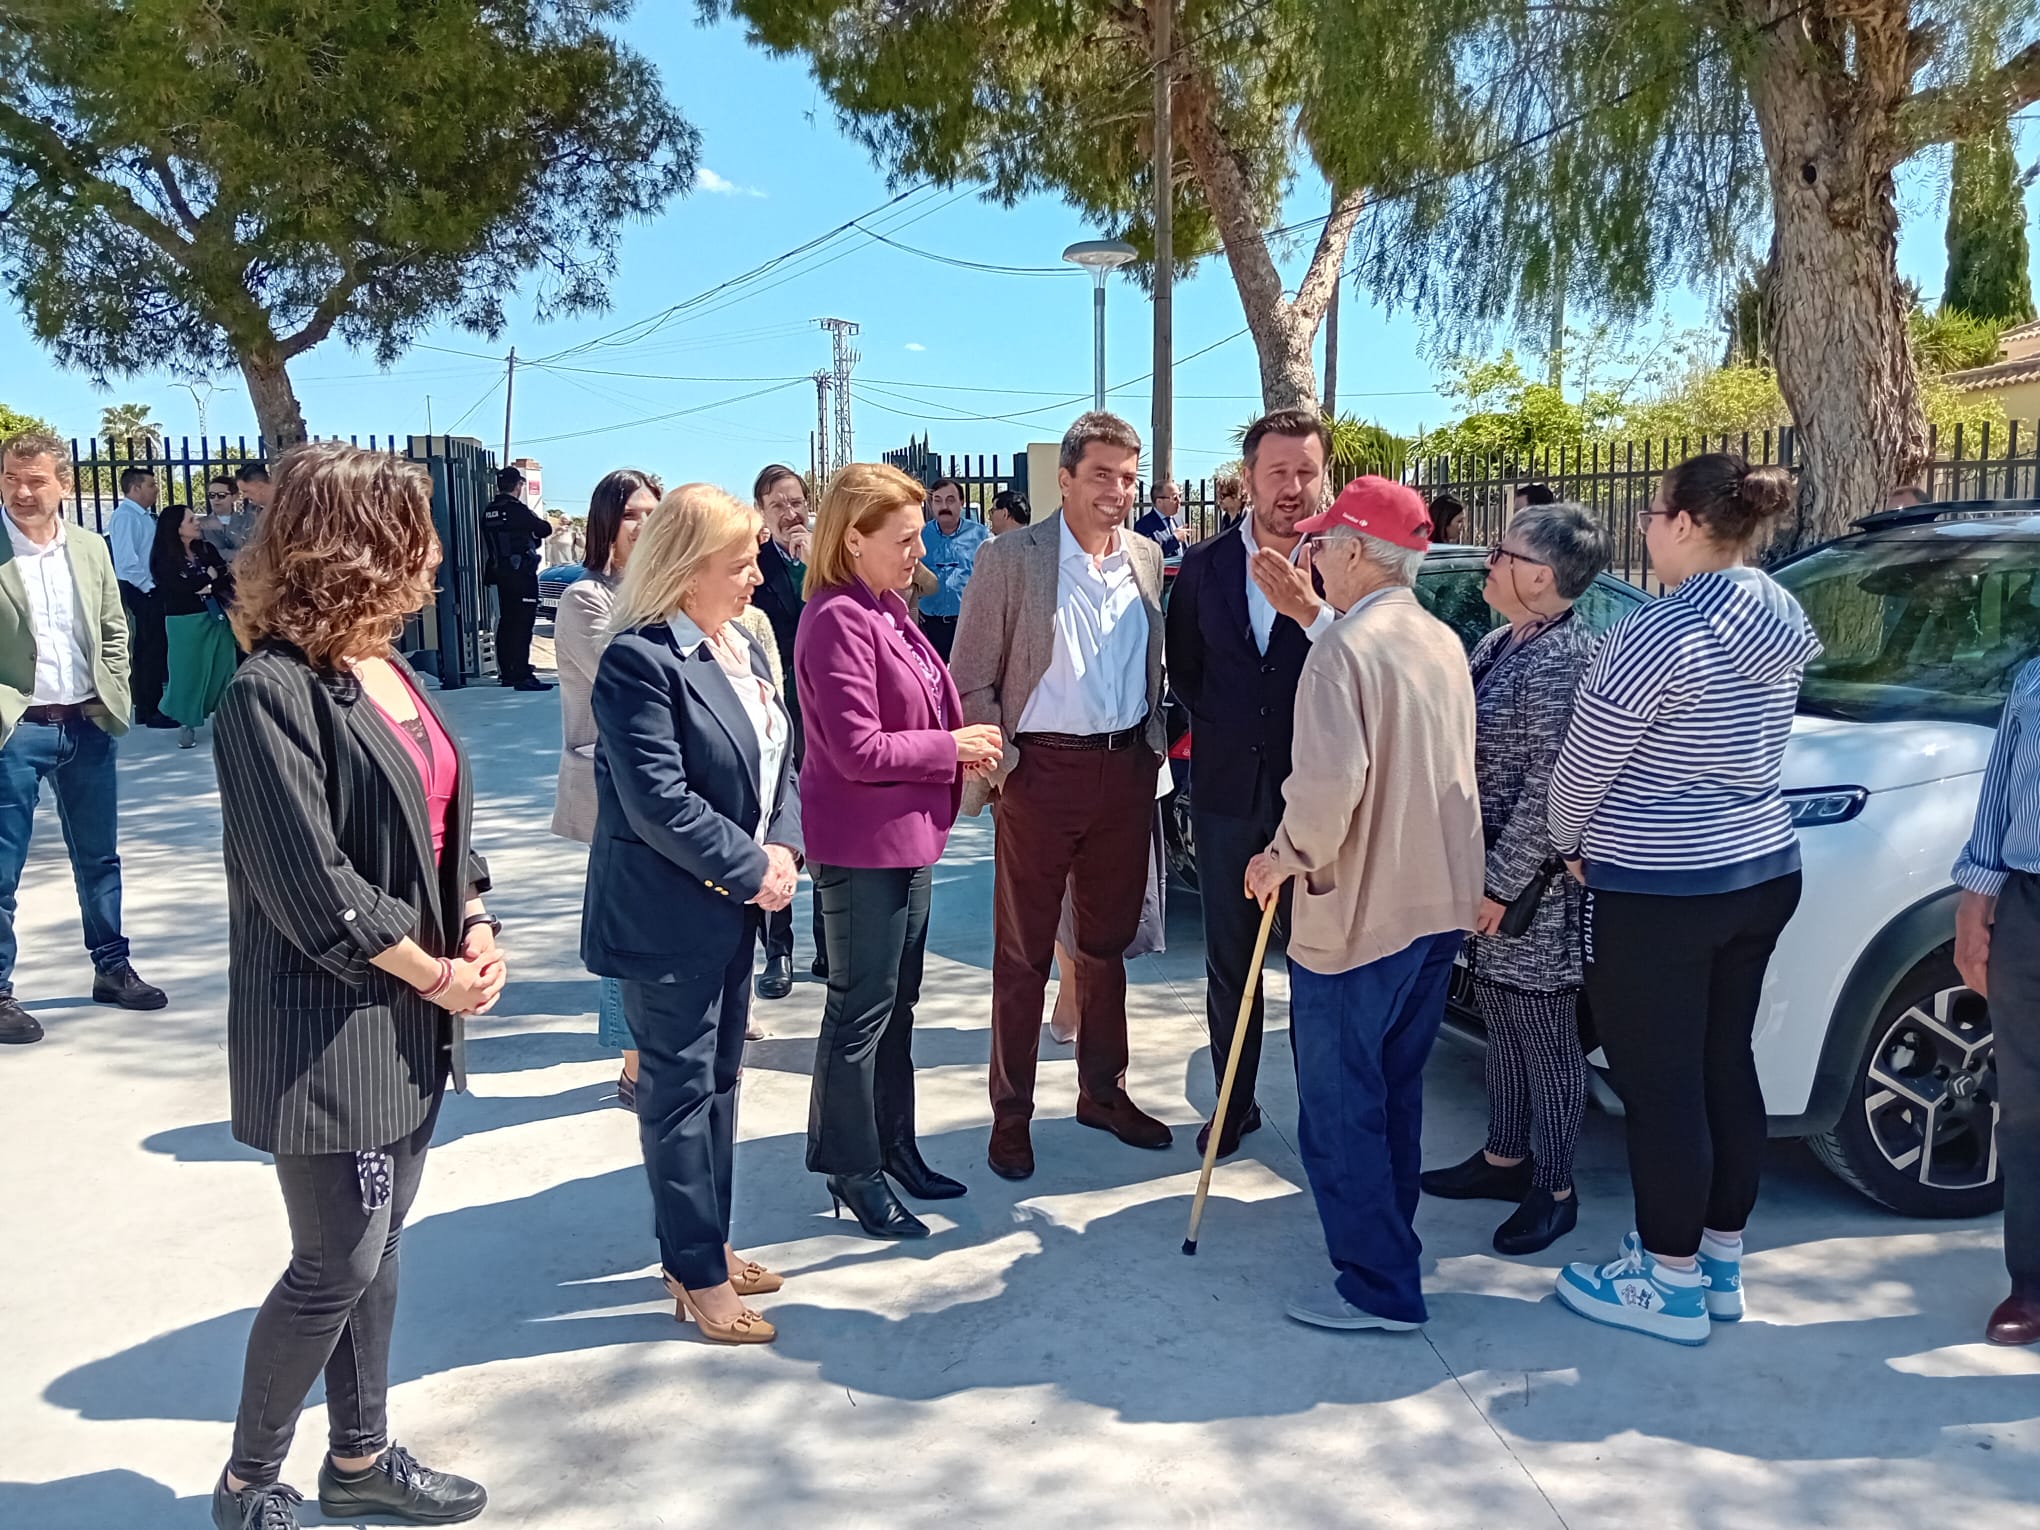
[1150,0,1174,491]
[502,347,517,461]
[817,318,860,470]
[1323,281,1341,420]
[812,370,833,481]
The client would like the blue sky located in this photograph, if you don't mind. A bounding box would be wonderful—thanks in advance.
[3,12,2037,514]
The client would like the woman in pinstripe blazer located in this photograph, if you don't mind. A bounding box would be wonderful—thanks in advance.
[208,444,500,1530]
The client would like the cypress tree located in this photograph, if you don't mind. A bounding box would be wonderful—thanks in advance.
[1944,122,2037,326]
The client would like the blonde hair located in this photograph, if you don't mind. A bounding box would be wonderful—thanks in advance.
[805,462,927,599]
[608,482,761,634]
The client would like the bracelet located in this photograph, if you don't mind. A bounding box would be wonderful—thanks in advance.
[418,956,454,1002]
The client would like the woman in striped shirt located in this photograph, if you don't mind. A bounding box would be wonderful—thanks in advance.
[1545,453,1821,1346]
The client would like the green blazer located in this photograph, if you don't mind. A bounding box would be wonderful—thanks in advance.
[0,519,132,747]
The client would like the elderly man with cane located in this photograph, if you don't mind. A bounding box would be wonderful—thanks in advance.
[1242,478,1484,1332]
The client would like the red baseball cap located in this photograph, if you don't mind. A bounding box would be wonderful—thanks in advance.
[1294,476,1432,551]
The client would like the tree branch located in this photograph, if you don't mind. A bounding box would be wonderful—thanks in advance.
[1174,63,1288,337]
[149,152,201,233]
[277,263,368,358]
[1900,40,2040,151]
[1291,186,1366,329]
[0,101,191,263]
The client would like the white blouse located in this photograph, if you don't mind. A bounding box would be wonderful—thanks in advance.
[668,612,789,843]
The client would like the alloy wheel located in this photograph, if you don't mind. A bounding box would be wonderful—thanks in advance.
[1861,983,1998,1193]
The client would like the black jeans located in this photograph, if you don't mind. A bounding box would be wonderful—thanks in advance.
[229,1094,442,1485]
[1193,797,1289,1136]
[1994,871,2040,1285]
[807,863,932,1174]
[1584,872,1802,1259]
[625,931,756,1289]
[117,579,167,720]
[495,572,538,683]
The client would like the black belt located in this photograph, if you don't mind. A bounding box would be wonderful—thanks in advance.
[22,703,92,726]
[1015,717,1148,752]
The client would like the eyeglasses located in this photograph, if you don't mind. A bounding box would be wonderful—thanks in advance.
[1487,544,1548,569]
[206,490,232,501]
[1635,509,1673,533]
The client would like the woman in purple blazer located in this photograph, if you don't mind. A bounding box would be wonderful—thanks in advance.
[795,464,1003,1238]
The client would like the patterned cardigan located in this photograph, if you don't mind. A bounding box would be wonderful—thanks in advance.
[1466,611,1597,992]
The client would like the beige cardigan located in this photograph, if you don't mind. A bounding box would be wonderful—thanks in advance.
[1266,587,1485,974]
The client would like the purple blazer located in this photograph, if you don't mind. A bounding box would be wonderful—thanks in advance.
[794,579,964,868]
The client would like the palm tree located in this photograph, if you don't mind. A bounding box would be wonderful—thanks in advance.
[99,402,163,451]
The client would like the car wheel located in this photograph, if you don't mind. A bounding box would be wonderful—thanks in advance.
[1163,789,1198,892]
[1808,947,2002,1218]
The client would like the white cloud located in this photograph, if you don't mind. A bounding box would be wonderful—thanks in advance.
[904,342,927,352]
[695,167,766,199]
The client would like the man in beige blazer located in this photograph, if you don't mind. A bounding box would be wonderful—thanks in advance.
[948,411,1172,1180]
[0,431,164,1045]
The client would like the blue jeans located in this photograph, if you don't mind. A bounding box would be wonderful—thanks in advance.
[0,716,128,993]
[596,974,631,1050]
[1289,930,1463,1325]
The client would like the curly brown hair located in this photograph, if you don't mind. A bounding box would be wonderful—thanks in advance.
[231,441,441,667]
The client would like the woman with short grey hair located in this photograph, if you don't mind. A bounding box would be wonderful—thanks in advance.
[1421,501,1611,1257]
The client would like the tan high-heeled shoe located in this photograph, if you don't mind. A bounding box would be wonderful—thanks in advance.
[666,1261,783,1303]
[674,1287,777,1345]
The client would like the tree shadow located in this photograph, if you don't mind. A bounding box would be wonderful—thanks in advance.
[0,1470,204,1530]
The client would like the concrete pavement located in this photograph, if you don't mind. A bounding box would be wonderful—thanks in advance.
[3,675,2037,1529]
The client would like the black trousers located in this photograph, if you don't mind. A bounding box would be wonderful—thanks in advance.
[1585,872,1802,1259]
[806,863,932,1175]
[229,1093,442,1485]
[919,613,958,662]
[625,930,756,1289]
[1193,796,1289,1136]
[1994,871,2040,1285]
[117,579,167,720]
[495,573,538,683]
[763,882,824,966]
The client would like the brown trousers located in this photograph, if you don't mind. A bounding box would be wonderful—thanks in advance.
[989,741,1161,1121]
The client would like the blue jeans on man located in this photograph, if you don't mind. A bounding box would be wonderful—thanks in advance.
[0,716,128,994]
[1289,930,1464,1325]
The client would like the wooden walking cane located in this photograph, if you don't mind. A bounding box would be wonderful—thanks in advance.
[1183,896,1279,1255]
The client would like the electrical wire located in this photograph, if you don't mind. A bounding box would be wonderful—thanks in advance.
[514,378,809,446]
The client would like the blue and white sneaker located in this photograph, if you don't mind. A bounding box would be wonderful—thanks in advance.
[1555,1233,1710,1346]
[1697,1238,1744,1322]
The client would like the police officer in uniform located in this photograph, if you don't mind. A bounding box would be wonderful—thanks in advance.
[481,465,553,691]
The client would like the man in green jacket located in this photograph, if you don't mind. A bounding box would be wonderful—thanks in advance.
[0,431,166,1045]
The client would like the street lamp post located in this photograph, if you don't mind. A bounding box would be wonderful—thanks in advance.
[1062,239,1138,411]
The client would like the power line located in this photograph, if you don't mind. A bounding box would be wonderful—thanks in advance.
[443,373,505,434]
[514,378,808,446]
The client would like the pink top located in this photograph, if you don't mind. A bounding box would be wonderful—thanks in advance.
[368,674,458,862]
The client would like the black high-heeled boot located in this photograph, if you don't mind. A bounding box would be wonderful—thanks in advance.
[826,1170,930,1238]
[884,1137,968,1200]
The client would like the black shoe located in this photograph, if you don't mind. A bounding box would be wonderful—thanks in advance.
[212,1474,305,1530]
[318,1443,487,1525]
[143,712,180,729]
[1419,1148,1534,1202]
[508,676,553,692]
[756,955,793,1000]
[826,1170,930,1238]
[93,961,167,1011]
[0,995,43,1045]
[1493,1186,1578,1256]
[884,1137,968,1200]
[811,953,829,979]
[1195,1102,1263,1159]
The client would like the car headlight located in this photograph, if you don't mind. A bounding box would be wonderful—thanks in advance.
[1784,787,1869,827]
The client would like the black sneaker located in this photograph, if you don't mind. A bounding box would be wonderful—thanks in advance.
[1419,1148,1535,1202]
[318,1443,487,1525]
[1493,1185,1579,1256]
[212,1474,305,1530]
[93,961,168,1010]
[143,712,181,729]
[0,995,44,1045]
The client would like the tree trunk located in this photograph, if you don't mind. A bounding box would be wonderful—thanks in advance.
[1738,6,1926,555]
[239,349,309,451]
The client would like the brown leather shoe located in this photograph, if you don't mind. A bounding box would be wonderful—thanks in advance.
[1195,1102,1263,1159]
[1076,1092,1173,1150]
[988,1118,1034,1180]
[1986,1290,2040,1346]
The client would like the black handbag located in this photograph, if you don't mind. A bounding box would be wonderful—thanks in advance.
[1494,860,1564,937]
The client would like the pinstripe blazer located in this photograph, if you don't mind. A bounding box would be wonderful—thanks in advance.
[213,643,491,1155]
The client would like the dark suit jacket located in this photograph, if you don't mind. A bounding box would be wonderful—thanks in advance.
[1164,524,1315,817]
[582,621,804,983]
[752,539,805,723]
[1133,508,1183,557]
[213,644,490,1156]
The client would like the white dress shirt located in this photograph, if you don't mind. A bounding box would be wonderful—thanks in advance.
[1242,515,1334,653]
[107,497,157,591]
[669,613,789,843]
[1016,517,1149,736]
[5,512,96,705]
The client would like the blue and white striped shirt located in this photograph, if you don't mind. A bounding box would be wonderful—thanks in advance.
[1549,566,1822,895]
[1953,657,2040,897]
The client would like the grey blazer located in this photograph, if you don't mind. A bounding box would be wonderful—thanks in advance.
[947,511,1167,816]
[550,572,617,844]
[213,644,491,1155]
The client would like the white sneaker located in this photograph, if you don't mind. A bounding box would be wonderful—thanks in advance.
[1698,1237,1745,1322]
[1555,1233,1710,1346]
[1284,1286,1421,1332]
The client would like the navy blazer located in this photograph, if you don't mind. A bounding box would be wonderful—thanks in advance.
[1163,524,1315,816]
[582,620,804,983]
[752,539,805,720]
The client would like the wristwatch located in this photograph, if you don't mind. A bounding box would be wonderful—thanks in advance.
[461,912,503,940]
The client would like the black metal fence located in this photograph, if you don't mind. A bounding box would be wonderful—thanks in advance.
[64,432,504,687]
[882,435,1243,539]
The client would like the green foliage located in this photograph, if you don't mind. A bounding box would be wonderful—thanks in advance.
[0,402,56,438]
[98,403,161,449]
[1230,412,1412,478]
[1910,306,2008,373]
[1619,364,1790,443]
[1410,350,1621,461]
[0,0,697,418]
[1921,376,2011,439]
[1944,120,2037,324]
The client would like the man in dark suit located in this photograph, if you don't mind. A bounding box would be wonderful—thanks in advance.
[480,465,552,692]
[1133,478,1186,556]
[751,465,822,999]
[1164,408,1334,1157]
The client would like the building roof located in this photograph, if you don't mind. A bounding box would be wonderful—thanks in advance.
[1942,355,2040,393]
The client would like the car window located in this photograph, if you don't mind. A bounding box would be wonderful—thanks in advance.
[1417,565,1650,654]
[1574,577,1649,636]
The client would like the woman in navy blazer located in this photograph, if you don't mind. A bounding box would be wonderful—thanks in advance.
[584,483,803,1346]
[795,464,1002,1238]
